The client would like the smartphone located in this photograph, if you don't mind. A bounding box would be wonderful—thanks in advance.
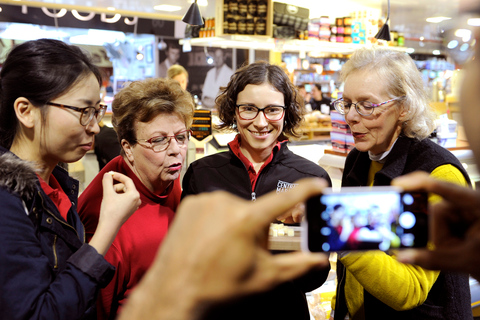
[302,186,429,252]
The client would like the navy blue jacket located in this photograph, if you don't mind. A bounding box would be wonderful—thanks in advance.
[0,148,114,320]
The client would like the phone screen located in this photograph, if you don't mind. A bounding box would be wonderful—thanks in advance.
[303,187,429,252]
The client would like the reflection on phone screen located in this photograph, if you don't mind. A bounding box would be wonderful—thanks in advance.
[306,190,428,252]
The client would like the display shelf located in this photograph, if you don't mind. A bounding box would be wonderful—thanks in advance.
[180,36,411,55]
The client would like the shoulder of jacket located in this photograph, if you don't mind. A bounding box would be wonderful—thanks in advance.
[0,152,38,202]
[190,151,232,168]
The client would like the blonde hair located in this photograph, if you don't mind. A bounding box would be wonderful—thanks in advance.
[167,64,188,80]
[340,46,436,140]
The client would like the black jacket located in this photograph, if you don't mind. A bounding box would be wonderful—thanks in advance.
[182,140,332,200]
[182,141,332,320]
[335,136,472,320]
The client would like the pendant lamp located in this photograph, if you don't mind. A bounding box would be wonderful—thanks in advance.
[375,0,391,41]
[182,0,204,26]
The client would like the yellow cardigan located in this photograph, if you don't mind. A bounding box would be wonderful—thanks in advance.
[339,163,468,320]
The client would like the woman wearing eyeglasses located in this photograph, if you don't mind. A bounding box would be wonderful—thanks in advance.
[182,61,331,320]
[78,77,194,319]
[0,39,141,319]
[330,46,472,319]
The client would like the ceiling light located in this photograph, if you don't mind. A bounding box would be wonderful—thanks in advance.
[468,18,480,27]
[426,16,452,23]
[154,5,182,12]
[182,0,204,26]
[432,50,441,55]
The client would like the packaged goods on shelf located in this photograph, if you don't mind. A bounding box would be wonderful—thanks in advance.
[330,111,352,153]
[273,2,309,39]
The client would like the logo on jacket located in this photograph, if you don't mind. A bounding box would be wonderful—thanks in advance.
[276,180,298,193]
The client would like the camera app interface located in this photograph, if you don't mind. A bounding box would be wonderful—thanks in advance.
[318,191,427,252]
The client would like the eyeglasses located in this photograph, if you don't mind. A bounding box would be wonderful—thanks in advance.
[236,104,286,121]
[47,102,107,126]
[331,96,406,116]
[136,129,192,152]
[440,14,479,66]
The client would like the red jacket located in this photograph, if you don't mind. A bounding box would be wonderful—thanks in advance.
[78,155,181,319]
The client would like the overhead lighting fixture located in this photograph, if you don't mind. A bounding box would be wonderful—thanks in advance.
[182,0,204,26]
[191,0,208,6]
[426,16,452,23]
[204,46,213,64]
[154,5,182,12]
[375,0,391,41]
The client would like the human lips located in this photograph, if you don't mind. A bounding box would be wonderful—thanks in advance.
[79,142,93,151]
[168,162,182,171]
[249,129,272,138]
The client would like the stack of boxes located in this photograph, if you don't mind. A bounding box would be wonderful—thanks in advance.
[330,111,354,153]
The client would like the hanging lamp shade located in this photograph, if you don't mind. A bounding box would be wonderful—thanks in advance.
[182,0,204,26]
[375,0,391,41]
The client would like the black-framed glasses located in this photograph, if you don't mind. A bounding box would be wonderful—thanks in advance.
[236,104,286,121]
[331,96,406,116]
[136,129,192,152]
[47,102,107,126]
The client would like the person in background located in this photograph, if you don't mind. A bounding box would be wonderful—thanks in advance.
[158,40,182,78]
[182,60,331,320]
[78,78,194,319]
[0,38,140,319]
[167,64,189,91]
[94,120,121,170]
[309,83,331,114]
[118,178,331,320]
[202,48,234,110]
[297,84,311,108]
[330,46,472,319]
[393,0,480,282]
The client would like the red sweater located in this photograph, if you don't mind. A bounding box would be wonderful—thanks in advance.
[78,156,181,319]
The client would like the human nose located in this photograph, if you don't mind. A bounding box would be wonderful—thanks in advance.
[254,110,269,126]
[85,115,100,134]
[165,136,181,154]
[344,103,359,124]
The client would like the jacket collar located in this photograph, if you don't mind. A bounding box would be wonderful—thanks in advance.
[344,136,413,186]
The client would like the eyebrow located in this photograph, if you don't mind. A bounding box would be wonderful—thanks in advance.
[237,103,284,107]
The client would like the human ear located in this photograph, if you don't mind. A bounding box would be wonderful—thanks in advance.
[13,97,37,129]
[122,139,135,163]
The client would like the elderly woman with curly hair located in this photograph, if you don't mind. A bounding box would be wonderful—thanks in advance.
[78,78,194,319]
[181,60,331,320]
[331,46,472,319]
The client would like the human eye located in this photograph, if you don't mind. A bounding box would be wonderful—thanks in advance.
[175,133,187,143]
[358,101,374,110]
[151,136,168,144]
[266,106,283,114]
[239,105,257,112]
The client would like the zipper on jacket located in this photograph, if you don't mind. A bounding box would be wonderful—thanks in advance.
[52,235,58,268]
[251,192,256,201]
[37,191,80,239]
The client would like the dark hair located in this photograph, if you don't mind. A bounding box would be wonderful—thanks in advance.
[112,78,194,150]
[0,39,102,148]
[313,83,322,91]
[215,60,304,138]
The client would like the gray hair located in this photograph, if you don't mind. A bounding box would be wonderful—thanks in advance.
[340,46,436,140]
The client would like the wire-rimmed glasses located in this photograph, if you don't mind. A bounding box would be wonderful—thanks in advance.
[136,129,192,152]
[331,96,406,116]
[236,104,286,121]
[47,102,107,126]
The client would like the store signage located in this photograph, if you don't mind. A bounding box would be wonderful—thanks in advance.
[0,4,175,37]
[191,110,212,141]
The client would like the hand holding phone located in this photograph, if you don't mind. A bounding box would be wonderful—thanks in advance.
[302,186,428,252]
